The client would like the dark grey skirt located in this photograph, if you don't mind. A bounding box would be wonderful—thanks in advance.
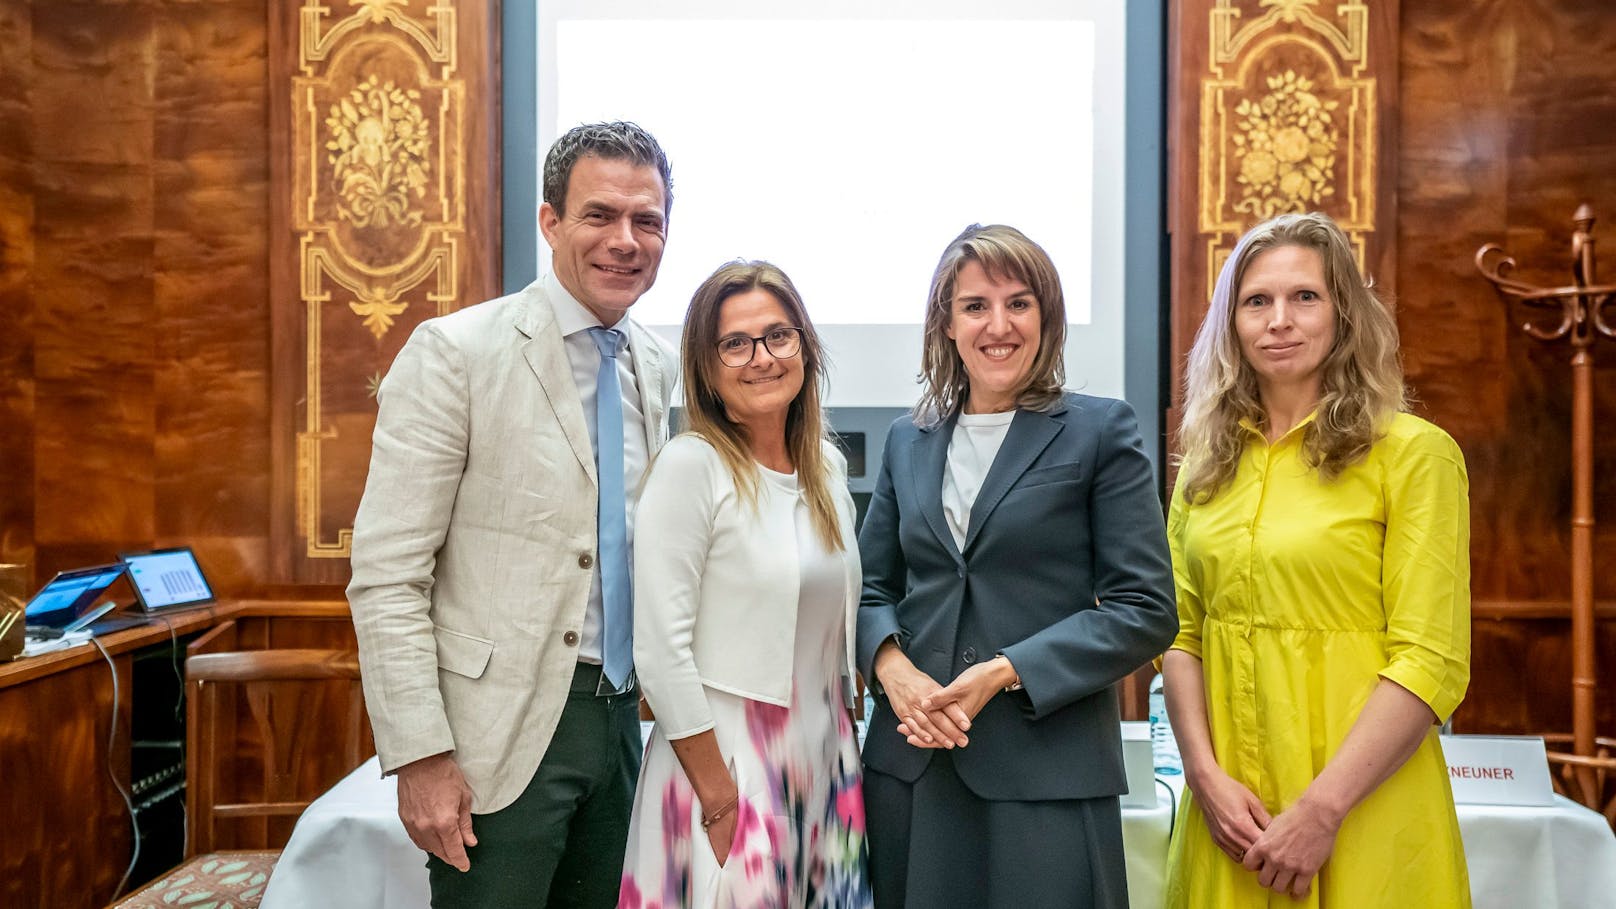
[864,750,1129,909]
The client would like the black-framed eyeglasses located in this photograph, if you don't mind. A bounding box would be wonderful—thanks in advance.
[715,326,803,368]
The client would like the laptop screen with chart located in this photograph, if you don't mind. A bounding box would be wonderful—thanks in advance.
[120,547,216,612]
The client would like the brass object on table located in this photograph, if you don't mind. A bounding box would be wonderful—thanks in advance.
[0,563,27,661]
[1477,205,1616,825]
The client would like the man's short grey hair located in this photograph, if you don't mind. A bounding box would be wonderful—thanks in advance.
[542,121,673,217]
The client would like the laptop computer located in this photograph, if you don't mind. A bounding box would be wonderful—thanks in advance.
[23,564,128,634]
[119,547,216,614]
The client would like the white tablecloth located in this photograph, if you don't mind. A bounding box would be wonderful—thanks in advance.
[261,730,1616,909]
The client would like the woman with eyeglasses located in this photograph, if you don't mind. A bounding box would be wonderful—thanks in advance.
[618,261,872,909]
[857,224,1177,908]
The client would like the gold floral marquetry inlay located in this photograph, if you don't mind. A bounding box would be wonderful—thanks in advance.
[1231,71,1340,218]
[293,0,467,560]
[1199,1,1379,301]
[348,285,410,338]
[325,74,431,229]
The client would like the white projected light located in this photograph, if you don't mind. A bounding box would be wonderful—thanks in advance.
[537,3,1127,407]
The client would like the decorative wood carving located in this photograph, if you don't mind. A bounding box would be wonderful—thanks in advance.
[1169,0,1399,432]
[269,0,499,584]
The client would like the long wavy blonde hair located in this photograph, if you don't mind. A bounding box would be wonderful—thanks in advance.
[1177,212,1405,503]
[914,224,1067,425]
[680,260,843,551]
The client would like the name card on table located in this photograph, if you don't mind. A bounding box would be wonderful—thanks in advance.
[1439,734,1555,806]
[1120,721,1156,808]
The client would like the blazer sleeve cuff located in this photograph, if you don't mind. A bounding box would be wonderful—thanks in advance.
[376,724,457,777]
[856,608,904,685]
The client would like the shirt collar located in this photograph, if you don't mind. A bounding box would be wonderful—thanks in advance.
[543,271,631,339]
[1239,408,1318,445]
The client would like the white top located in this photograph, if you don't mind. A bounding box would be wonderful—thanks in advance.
[633,434,861,738]
[760,464,847,622]
[941,410,1017,550]
[544,270,649,664]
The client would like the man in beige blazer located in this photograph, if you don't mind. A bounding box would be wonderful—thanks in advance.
[348,122,678,907]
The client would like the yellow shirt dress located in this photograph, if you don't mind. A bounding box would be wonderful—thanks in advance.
[1164,412,1472,908]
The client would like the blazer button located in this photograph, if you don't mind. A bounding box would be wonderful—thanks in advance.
[563,631,579,646]
[962,646,977,664]
[956,566,965,579]
[578,553,594,569]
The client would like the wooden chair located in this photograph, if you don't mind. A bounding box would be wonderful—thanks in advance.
[116,625,368,906]
[185,643,366,854]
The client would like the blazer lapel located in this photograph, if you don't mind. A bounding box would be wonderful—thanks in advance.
[516,290,596,484]
[625,320,666,450]
[961,407,1065,554]
[912,417,965,566]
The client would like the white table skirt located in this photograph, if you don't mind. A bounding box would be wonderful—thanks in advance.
[261,727,1616,909]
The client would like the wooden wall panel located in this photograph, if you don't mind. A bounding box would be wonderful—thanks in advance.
[1397,0,1616,735]
[151,5,275,591]
[29,3,159,563]
[0,0,271,595]
[1469,616,1616,737]
[0,0,36,573]
[0,653,134,908]
[2,1,499,594]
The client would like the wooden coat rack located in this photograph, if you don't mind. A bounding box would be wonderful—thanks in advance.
[1477,205,1616,824]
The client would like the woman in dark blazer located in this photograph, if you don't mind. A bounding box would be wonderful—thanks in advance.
[858,224,1178,909]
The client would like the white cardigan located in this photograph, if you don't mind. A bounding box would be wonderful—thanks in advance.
[632,433,861,739]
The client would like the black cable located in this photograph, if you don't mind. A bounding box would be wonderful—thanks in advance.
[1155,775,1178,839]
[151,614,189,857]
[92,636,142,900]
[152,614,183,721]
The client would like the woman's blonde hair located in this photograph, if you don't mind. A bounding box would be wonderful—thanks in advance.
[680,260,843,551]
[914,224,1067,425]
[1177,211,1405,503]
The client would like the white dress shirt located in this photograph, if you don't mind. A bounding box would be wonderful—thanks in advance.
[544,270,649,664]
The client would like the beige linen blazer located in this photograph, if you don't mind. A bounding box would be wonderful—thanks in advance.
[348,280,676,814]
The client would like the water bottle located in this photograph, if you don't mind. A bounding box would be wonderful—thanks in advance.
[1148,672,1183,775]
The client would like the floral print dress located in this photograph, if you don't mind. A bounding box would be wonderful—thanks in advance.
[618,466,872,909]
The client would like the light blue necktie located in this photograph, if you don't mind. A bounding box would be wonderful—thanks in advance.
[589,327,633,690]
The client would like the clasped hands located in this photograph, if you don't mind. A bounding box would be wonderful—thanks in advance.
[1193,767,1342,899]
[872,641,1017,750]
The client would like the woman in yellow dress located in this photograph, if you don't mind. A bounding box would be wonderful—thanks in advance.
[1163,211,1472,907]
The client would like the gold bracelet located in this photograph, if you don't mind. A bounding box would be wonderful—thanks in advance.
[701,793,740,830]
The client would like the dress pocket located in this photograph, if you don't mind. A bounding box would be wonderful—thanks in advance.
[710,796,784,907]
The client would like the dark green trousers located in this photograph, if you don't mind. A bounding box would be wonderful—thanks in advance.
[428,664,642,909]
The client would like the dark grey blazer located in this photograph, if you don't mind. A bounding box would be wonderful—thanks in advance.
[857,393,1177,801]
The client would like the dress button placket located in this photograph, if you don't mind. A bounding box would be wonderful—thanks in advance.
[1237,443,1271,792]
